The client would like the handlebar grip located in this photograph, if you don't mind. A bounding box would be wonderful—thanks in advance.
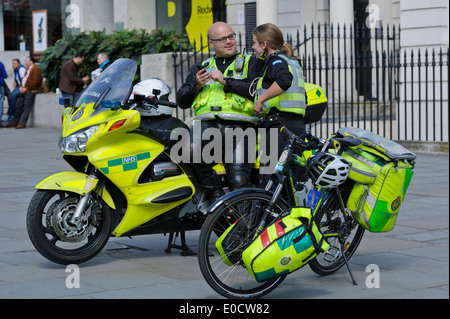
[156,99,178,108]
[146,96,178,108]
[280,126,296,138]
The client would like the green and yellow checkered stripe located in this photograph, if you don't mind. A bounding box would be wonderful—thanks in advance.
[99,152,151,175]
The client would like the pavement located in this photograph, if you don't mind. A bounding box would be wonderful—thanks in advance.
[0,127,448,301]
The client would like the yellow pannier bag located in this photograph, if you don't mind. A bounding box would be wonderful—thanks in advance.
[240,207,328,282]
[336,128,416,233]
[341,150,378,184]
[347,160,414,232]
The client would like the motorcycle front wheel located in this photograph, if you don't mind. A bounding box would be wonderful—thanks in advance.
[198,191,288,299]
[27,190,112,265]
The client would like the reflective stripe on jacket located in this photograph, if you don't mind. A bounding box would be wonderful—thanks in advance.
[256,54,306,115]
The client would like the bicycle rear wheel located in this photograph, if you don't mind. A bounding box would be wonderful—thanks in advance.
[198,191,288,299]
[309,192,365,276]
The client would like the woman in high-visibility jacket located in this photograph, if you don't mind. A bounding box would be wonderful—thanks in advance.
[252,23,308,186]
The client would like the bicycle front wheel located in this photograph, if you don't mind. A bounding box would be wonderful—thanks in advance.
[198,191,288,299]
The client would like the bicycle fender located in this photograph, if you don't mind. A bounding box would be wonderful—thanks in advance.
[208,188,288,214]
[35,172,116,210]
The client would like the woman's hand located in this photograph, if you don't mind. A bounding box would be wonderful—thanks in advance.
[254,82,285,115]
[254,99,265,115]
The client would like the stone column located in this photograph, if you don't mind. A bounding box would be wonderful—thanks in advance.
[256,0,278,25]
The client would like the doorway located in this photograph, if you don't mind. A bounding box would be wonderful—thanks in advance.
[354,0,373,99]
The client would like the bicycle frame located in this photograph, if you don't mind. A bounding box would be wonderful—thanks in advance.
[255,128,359,284]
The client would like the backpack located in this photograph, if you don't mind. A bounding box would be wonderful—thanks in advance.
[303,83,327,124]
[336,128,416,232]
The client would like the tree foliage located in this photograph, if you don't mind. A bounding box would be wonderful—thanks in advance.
[40,27,191,92]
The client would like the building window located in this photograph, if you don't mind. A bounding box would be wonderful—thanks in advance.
[244,2,256,53]
[2,0,63,54]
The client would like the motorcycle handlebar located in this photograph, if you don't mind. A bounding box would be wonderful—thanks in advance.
[146,96,178,108]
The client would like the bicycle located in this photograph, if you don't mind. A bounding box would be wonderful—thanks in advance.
[197,127,367,299]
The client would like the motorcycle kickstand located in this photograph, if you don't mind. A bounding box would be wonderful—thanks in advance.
[165,232,196,256]
[340,239,358,286]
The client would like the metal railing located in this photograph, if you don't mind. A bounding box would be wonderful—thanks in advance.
[172,23,449,142]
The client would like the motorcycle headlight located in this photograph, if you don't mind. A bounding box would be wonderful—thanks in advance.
[59,125,99,153]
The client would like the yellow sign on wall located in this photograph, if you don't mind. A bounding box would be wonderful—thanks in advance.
[168,1,176,17]
[185,0,214,51]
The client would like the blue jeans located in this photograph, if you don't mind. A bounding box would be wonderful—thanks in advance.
[7,87,21,119]
[61,91,75,106]
[0,85,4,122]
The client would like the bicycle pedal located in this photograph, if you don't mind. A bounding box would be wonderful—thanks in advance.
[324,246,340,262]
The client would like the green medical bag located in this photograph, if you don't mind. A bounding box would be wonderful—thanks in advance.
[240,207,328,282]
[336,128,416,232]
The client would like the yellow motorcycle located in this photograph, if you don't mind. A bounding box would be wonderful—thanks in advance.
[26,59,221,264]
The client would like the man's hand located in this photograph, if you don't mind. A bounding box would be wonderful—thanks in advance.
[209,70,226,86]
[194,69,210,89]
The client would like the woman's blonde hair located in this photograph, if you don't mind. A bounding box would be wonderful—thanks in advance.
[253,23,302,66]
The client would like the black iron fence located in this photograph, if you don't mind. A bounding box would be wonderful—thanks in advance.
[172,23,449,142]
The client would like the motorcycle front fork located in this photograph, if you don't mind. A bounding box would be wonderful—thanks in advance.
[70,170,100,225]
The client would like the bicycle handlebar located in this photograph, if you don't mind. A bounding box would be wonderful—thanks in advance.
[279,126,324,152]
[280,126,296,139]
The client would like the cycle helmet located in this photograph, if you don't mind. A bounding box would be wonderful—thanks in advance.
[307,152,350,188]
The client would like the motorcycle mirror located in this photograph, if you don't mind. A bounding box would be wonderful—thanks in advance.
[152,89,161,96]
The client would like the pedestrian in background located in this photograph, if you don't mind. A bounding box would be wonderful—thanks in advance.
[0,60,8,127]
[5,56,42,129]
[6,59,27,122]
[58,53,89,105]
[91,52,112,81]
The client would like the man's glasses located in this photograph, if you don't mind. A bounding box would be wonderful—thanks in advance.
[210,33,236,44]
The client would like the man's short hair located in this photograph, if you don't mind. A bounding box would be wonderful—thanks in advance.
[98,52,109,59]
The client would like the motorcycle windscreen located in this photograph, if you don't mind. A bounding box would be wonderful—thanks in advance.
[74,58,138,117]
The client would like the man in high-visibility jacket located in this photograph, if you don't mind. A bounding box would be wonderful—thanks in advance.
[177,22,261,200]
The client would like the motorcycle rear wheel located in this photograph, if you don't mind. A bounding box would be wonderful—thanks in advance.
[27,190,112,265]
[198,191,288,299]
